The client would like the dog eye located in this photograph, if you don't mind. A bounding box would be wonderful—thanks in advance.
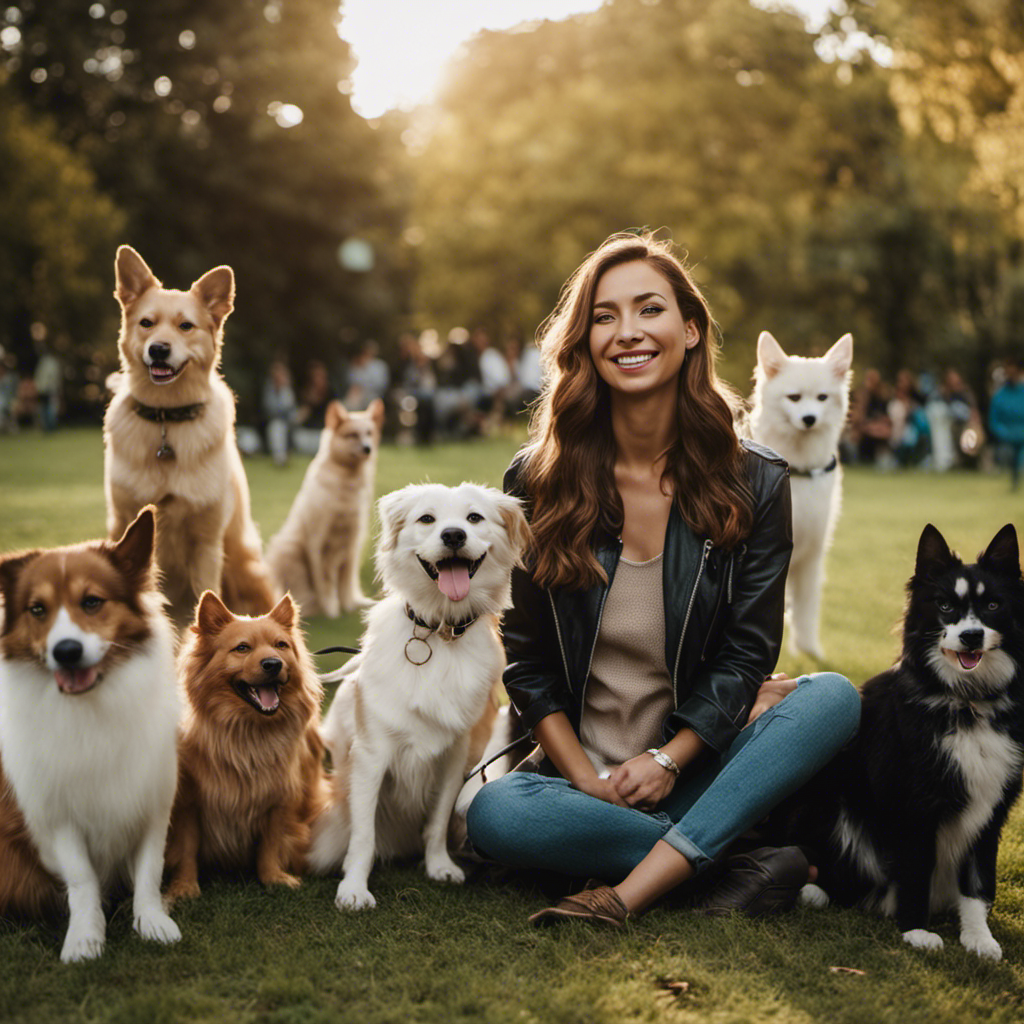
[417,514,435,524]
[786,394,801,402]
[179,321,194,332]
[466,512,484,523]
[139,317,154,328]
[275,640,289,650]
[233,642,251,653]
[937,600,953,613]
[28,602,46,618]
[817,394,828,401]
[81,595,105,614]
[988,600,1001,611]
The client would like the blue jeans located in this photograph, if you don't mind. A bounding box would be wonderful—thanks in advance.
[467,672,859,880]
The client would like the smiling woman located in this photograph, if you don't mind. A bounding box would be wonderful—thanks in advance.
[466,229,861,928]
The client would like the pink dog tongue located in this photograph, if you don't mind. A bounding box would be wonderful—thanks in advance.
[55,667,99,694]
[958,651,983,670]
[438,562,471,601]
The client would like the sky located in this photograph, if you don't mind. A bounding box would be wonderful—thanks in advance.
[339,0,841,120]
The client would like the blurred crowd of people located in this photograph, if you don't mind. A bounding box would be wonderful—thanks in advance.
[0,344,63,434]
[253,329,543,465]
[844,360,1024,488]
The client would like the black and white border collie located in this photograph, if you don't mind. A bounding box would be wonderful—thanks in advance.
[781,523,1024,960]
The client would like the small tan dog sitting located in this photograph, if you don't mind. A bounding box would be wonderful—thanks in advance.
[104,245,278,624]
[164,591,328,901]
[266,399,384,618]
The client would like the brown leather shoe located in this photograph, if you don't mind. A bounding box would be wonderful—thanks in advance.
[529,880,630,928]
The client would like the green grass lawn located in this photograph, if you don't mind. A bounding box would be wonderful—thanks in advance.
[1,427,1024,1024]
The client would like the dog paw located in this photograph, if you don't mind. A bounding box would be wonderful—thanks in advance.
[425,858,465,885]
[262,870,302,889]
[961,928,1002,961]
[335,880,376,911]
[902,928,944,951]
[60,930,106,963]
[135,909,182,945]
[164,878,201,904]
[799,883,830,909]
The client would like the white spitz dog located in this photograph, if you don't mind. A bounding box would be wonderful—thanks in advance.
[308,482,531,911]
[750,331,853,658]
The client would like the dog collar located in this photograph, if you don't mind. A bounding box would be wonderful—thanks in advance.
[132,398,206,461]
[789,454,838,479]
[405,604,479,640]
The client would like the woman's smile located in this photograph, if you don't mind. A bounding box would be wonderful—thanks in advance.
[589,260,699,396]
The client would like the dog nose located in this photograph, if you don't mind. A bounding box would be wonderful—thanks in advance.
[148,342,171,362]
[441,527,466,550]
[362,444,372,455]
[53,639,84,666]
[261,657,282,677]
[802,414,817,427]
[959,629,984,651]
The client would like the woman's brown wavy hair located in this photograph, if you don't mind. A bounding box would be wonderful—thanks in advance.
[521,230,753,590]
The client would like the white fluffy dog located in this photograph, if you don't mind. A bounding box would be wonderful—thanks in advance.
[750,331,853,658]
[308,482,530,911]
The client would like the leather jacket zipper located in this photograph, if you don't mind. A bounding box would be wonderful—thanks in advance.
[548,591,572,692]
[578,563,615,711]
[673,539,713,699]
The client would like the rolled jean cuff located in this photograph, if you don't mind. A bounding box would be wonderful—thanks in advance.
[660,825,712,873]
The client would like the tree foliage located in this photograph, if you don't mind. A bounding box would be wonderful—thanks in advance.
[2,0,410,413]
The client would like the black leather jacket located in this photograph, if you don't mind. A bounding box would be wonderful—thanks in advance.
[502,440,792,755]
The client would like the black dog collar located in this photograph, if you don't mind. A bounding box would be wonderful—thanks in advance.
[132,398,206,460]
[789,454,838,479]
[132,399,206,423]
[405,604,479,640]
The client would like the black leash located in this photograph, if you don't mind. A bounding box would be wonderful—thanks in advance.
[463,734,534,783]
[314,644,362,657]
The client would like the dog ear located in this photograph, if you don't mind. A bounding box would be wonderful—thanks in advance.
[191,265,235,328]
[376,488,415,553]
[915,523,955,579]
[194,590,234,635]
[367,398,385,429]
[115,246,161,308]
[756,332,788,378]
[979,524,1021,580]
[268,593,296,630]
[0,551,41,634]
[495,494,532,567]
[824,333,854,378]
[325,401,348,431]
[108,506,157,588]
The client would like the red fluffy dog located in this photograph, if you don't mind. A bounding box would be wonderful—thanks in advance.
[164,591,327,901]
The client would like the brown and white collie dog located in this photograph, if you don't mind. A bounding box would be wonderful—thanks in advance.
[103,245,277,624]
[0,507,182,962]
[164,591,328,901]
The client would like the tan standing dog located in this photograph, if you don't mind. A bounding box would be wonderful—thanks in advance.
[266,399,384,617]
[104,246,277,624]
[164,591,328,900]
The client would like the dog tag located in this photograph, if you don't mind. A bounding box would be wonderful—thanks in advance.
[404,636,432,665]
[156,442,176,460]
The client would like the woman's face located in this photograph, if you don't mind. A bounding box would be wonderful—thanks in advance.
[588,260,698,400]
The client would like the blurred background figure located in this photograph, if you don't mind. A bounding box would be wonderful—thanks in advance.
[393,331,437,445]
[988,359,1024,490]
[928,369,981,472]
[262,358,297,467]
[0,349,19,434]
[472,327,512,432]
[850,368,892,468]
[343,338,390,412]
[887,369,929,467]
[294,360,337,455]
[33,344,62,432]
